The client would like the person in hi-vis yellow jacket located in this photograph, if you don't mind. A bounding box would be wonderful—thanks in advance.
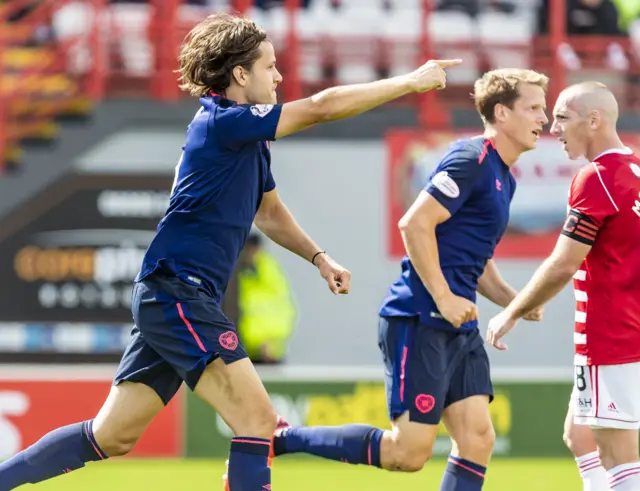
[236,233,297,363]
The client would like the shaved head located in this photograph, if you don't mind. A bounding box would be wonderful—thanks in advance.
[559,81,619,125]
[550,81,625,161]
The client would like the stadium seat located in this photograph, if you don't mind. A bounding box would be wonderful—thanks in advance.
[2,47,55,74]
[109,3,153,77]
[265,5,326,84]
[51,1,95,74]
[428,10,479,83]
[328,2,383,84]
[477,11,533,70]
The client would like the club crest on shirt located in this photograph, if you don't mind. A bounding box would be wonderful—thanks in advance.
[250,104,274,118]
[431,171,460,198]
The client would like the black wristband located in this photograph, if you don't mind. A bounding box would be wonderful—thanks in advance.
[311,251,326,265]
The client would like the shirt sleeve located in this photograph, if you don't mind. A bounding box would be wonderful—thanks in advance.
[213,103,283,145]
[424,150,484,216]
[264,167,276,192]
[561,166,619,245]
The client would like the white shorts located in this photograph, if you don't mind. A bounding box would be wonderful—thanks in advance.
[570,363,640,430]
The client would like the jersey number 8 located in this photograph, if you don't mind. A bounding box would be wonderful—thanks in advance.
[575,366,588,392]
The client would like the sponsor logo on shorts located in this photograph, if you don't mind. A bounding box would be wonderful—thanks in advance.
[431,171,460,199]
[607,402,618,413]
[187,275,202,285]
[577,397,592,409]
[415,394,436,414]
[219,331,239,351]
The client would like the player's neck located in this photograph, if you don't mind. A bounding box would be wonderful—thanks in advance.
[585,132,626,162]
[224,86,249,105]
[483,128,520,166]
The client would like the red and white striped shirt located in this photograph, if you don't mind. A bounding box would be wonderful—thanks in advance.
[562,148,640,366]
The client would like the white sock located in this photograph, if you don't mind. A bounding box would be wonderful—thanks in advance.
[576,451,609,491]
[607,462,640,490]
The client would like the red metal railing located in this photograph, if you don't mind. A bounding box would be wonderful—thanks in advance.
[0,0,109,170]
[4,0,640,170]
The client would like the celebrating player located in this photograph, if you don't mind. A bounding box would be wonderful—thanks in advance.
[487,81,640,491]
[0,13,461,491]
[269,69,548,491]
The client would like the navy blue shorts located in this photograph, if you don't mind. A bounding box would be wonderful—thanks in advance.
[378,316,493,425]
[113,271,248,404]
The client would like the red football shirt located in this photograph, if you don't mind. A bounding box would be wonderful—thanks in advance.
[562,148,640,366]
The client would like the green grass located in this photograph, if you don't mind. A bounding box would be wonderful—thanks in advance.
[29,458,581,490]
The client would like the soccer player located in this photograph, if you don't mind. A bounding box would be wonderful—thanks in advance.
[268,69,548,491]
[0,13,460,491]
[487,81,640,491]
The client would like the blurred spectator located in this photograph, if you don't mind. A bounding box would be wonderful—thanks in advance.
[254,0,312,10]
[435,0,516,18]
[108,0,209,4]
[235,233,297,364]
[611,0,640,34]
[3,0,53,45]
[537,0,623,36]
[537,0,629,71]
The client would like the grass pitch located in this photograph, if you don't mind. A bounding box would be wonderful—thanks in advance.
[30,457,581,490]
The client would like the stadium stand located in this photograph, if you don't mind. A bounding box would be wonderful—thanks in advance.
[1,0,640,172]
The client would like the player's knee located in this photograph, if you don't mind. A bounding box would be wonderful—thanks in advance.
[458,423,495,458]
[94,430,141,457]
[478,424,496,454]
[396,445,432,472]
[400,451,432,472]
[384,435,433,472]
[562,422,591,456]
[234,403,278,440]
[562,427,578,454]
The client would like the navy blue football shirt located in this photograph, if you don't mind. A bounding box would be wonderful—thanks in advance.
[137,95,282,302]
[379,137,516,332]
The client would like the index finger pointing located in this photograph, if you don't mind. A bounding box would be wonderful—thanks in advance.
[434,59,462,68]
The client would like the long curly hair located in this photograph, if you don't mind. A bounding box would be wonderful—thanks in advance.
[177,13,267,97]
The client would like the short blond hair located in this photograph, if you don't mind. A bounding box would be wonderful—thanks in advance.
[473,69,549,124]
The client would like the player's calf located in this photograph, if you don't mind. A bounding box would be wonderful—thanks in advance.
[273,412,437,473]
[563,408,608,491]
[0,419,106,491]
[0,382,163,491]
[274,423,386,468]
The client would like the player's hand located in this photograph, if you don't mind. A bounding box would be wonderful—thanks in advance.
[406,59,462,92]
[316,254,351,295]
[436,292,478,328]
[523,306,544,322]
[486,310,519,351]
